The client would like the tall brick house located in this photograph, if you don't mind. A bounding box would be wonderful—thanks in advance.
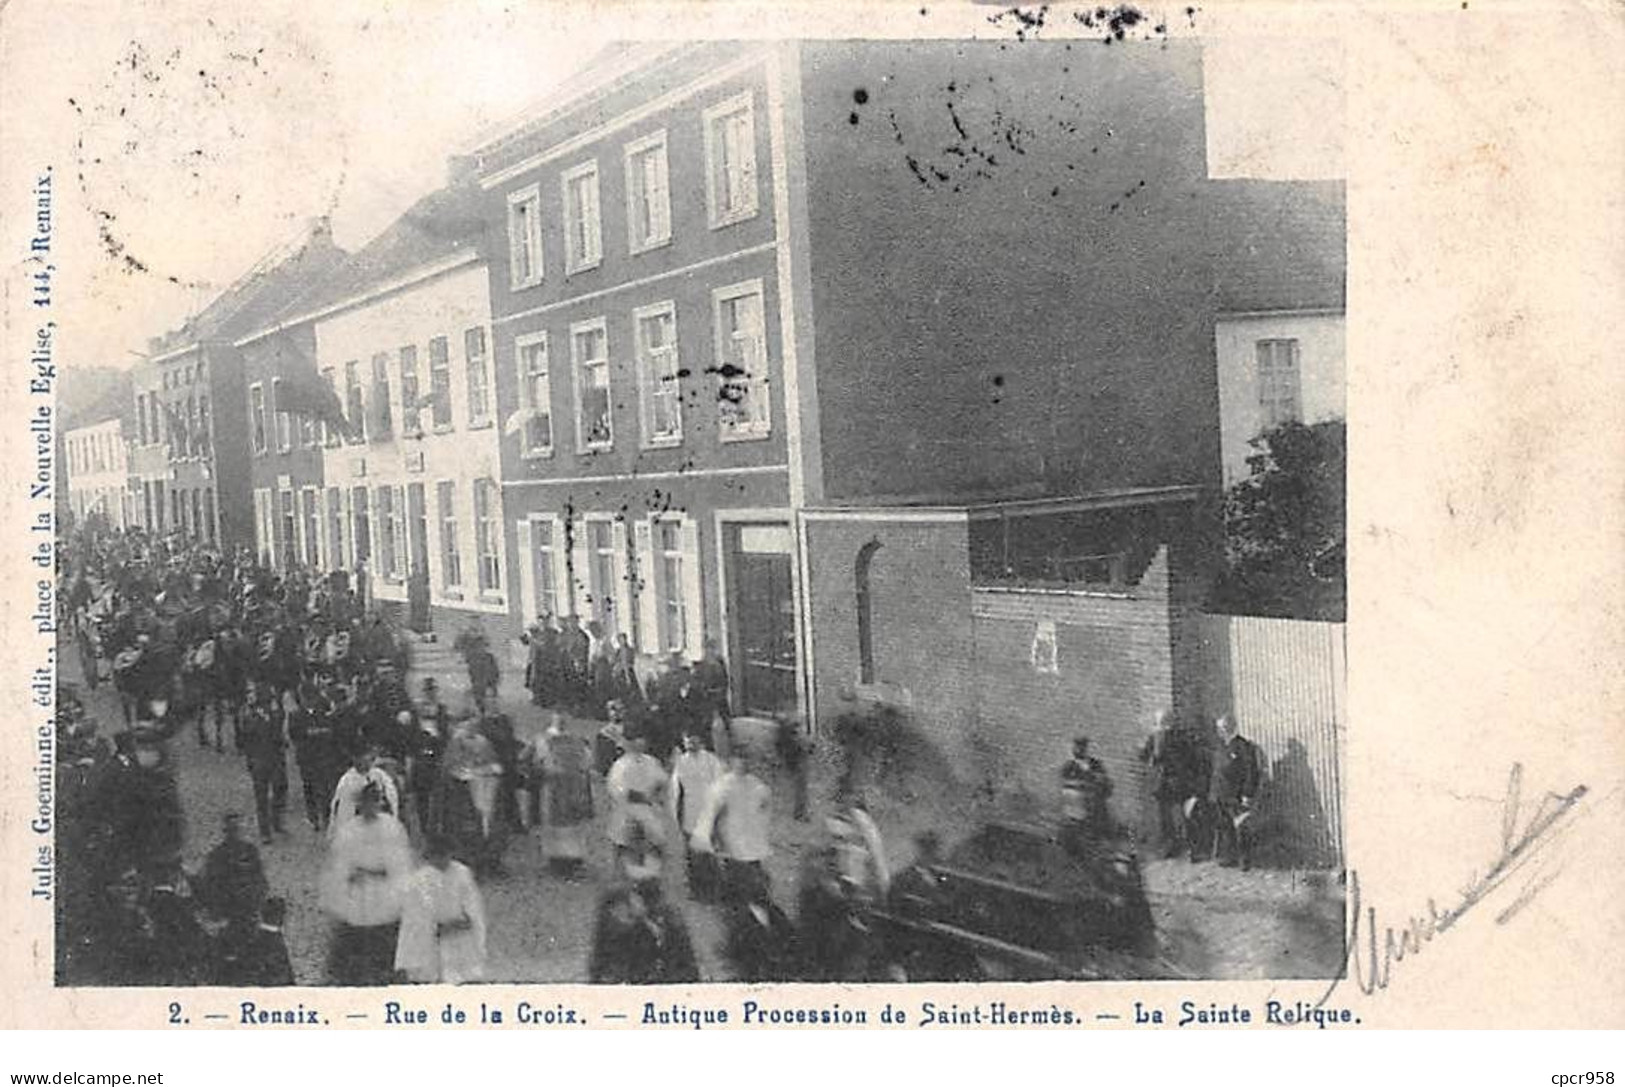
[471,43,802,718]
[129,222,345,550]
[468,41,1340,816]
[235,227,348,572]
[241,178,510,632]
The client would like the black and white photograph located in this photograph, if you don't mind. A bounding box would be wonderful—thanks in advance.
[3,0,1621,1047]
[47,23,1349,990]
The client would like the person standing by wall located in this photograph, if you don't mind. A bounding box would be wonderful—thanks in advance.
[1210,714,1264,869]
[1059,735,1113,855]
[1140,709,1205,858]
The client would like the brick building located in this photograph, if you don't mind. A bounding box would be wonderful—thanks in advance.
[241,179,509,631]
[129,222,345,548]
[234,234,344,571]
[461,41,1318,795]
[471,42,802,717]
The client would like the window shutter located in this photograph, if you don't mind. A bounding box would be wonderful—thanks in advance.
[569,519,590,619]
[509,207,524,282]
[340,487,354,570]
[740,107,758,197]
[680,516,704,661]
[314,490,328,571]
[551,515,572,617]
[610,519,631,644]
[515,517,536,625]
[633,519,659,654]
[292,492,306,567]
[253,490,267,560]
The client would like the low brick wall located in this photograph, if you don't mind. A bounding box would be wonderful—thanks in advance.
[969,546,1178,834]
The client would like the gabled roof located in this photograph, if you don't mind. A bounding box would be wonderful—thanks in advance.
[258,180,488,330]
[1209,180,1346,314]
[149,224,348,357]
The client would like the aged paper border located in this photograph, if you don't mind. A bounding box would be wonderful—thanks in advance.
[1,0,1620,1031]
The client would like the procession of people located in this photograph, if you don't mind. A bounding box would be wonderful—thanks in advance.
[52,524,882,986]
[55,522,1280,988]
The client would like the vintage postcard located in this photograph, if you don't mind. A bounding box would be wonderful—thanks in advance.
[0,0,1619,1033]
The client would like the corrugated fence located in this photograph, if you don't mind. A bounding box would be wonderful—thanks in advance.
[1196,614,1347,868]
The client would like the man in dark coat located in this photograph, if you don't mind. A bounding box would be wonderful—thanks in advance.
[110,728,185,877]
[289,678,342,832]
[692,638,731,726]
[240,681,290,843]
[146,861,211,986]
[478,710,523,834]
[564,618,591,708]
[1140,709,1206,858]
[197,812,268,924]
[1210,714,1264,870]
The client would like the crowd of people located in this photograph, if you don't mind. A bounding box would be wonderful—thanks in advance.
[54,521,1278,989]
[53,526,914,987]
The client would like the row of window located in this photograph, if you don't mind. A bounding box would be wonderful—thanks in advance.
[249,327,492,456]
[249,275,771,463]
[136,480,216,543]
[517,512,702,660]
[67,431,123,476]
[507,90,759,289]
[135,390,213,463]
[253,479,503,601]
[516,278,771,458]
[159,361,206,390]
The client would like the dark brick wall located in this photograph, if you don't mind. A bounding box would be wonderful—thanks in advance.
[242,329,327,499]
[804,516,979,779]
[480,51,788,485]
[797,40,1222,505]
[969,550,1177,833]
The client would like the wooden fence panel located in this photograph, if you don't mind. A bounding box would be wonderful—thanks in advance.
[1197,614,1347,867]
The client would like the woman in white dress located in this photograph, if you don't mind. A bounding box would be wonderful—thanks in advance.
[319,783,412,985]
[395,833,488,984]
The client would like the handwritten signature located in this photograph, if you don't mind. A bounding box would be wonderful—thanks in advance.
[1320,763,1587,1003]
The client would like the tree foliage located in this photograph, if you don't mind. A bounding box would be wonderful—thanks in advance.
[1210,419,1346,621]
